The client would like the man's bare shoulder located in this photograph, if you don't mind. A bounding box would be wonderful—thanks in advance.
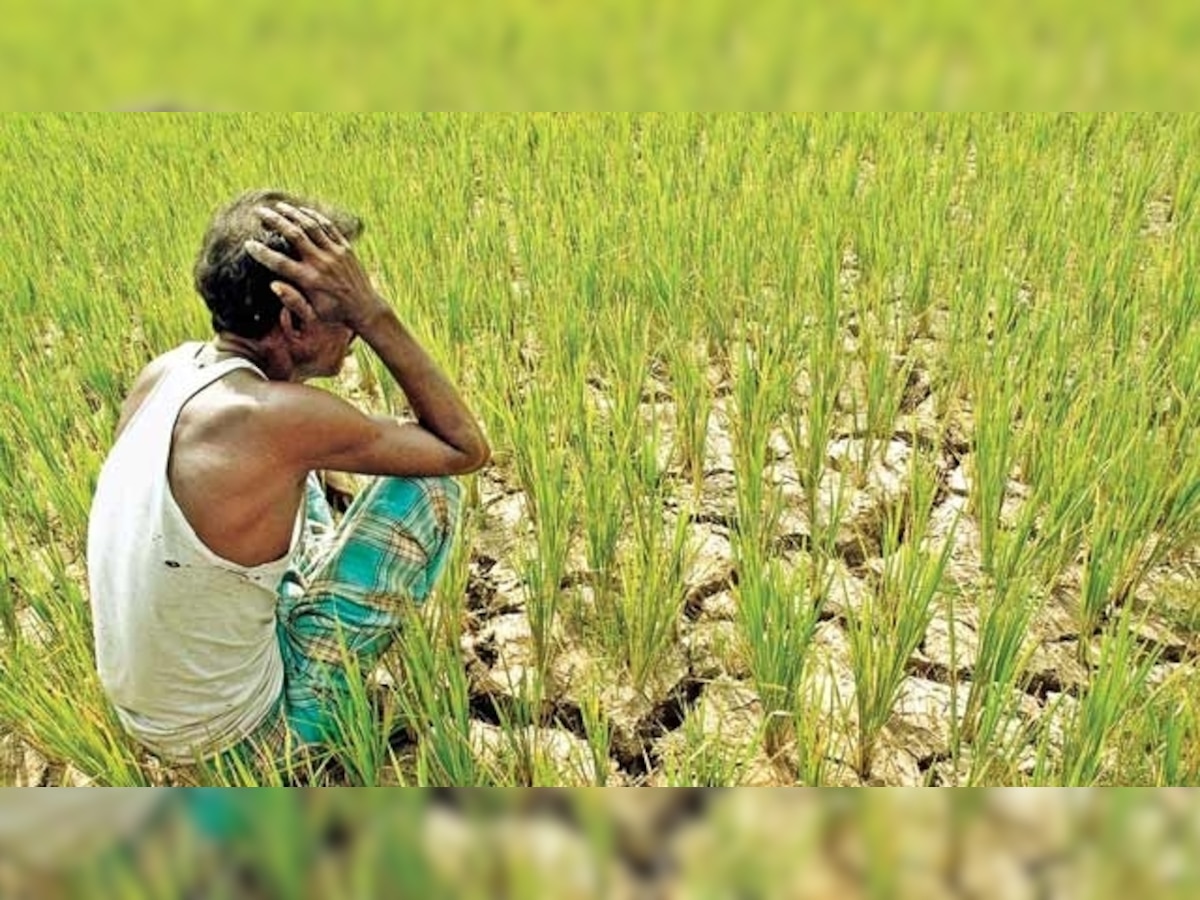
[184,374,367,452]
[174,370,350,432]
[243,377,359,417]
[114,345,347,440]
[248,378,374,445]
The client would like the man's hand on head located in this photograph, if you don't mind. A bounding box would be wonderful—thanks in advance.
[244,203,385,332]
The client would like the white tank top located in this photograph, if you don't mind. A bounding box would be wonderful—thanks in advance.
[87,343,301,762]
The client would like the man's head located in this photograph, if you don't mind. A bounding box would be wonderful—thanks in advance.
[193,189,363,341]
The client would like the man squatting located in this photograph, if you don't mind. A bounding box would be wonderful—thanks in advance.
[87,190,491,774]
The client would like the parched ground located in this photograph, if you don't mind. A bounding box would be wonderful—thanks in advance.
[443,350,1200,787]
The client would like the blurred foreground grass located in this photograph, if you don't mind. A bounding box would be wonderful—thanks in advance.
[3,789,1200,899]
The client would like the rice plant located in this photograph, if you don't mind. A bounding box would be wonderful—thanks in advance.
[845,455,952,780]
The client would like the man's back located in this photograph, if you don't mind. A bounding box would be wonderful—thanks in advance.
[87,343,300,761]
[118,342,314,567]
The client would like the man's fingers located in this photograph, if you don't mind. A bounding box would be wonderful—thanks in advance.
[275,202,336,249]
[254,205,318,253]
[270,281,316,323]
[297,206,334,230]
[298,206,351,247]
[244,238,306,281]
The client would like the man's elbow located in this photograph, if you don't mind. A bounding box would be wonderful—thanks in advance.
[467,438,492,472]
[454,437,491,475]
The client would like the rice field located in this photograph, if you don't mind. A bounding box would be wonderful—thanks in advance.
[1,114,1197,787]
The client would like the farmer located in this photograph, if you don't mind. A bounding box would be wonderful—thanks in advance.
[86,190,490,776]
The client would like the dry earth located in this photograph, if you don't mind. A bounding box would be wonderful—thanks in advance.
[388,315,1198,788]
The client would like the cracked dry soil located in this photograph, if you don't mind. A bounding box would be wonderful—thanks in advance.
[423,351,1200,787]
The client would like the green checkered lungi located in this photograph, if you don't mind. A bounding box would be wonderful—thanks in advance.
[212,472,460,777]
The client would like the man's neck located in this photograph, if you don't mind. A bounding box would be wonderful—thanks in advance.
[209,333,296,381]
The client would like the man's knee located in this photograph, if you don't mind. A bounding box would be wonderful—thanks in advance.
[433,475,462,523]
[416,474,461,537]
[371,475,461,556]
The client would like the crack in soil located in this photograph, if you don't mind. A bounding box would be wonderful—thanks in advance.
[906,656,972,684]
[689,510,737,530]
[683,571,738,619]
[917,748,955,775]
[463,667,708,782]
[1130,633,1195,665]
[770,532,812,555]
[612,677,707,778]
[1021,670,1083,701]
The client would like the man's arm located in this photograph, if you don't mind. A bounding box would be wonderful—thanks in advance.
[266,383,487,478]
[246,201,490,477]
[353,302,490,469]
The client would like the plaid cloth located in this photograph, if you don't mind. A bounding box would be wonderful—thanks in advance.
[206,473,460,781]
